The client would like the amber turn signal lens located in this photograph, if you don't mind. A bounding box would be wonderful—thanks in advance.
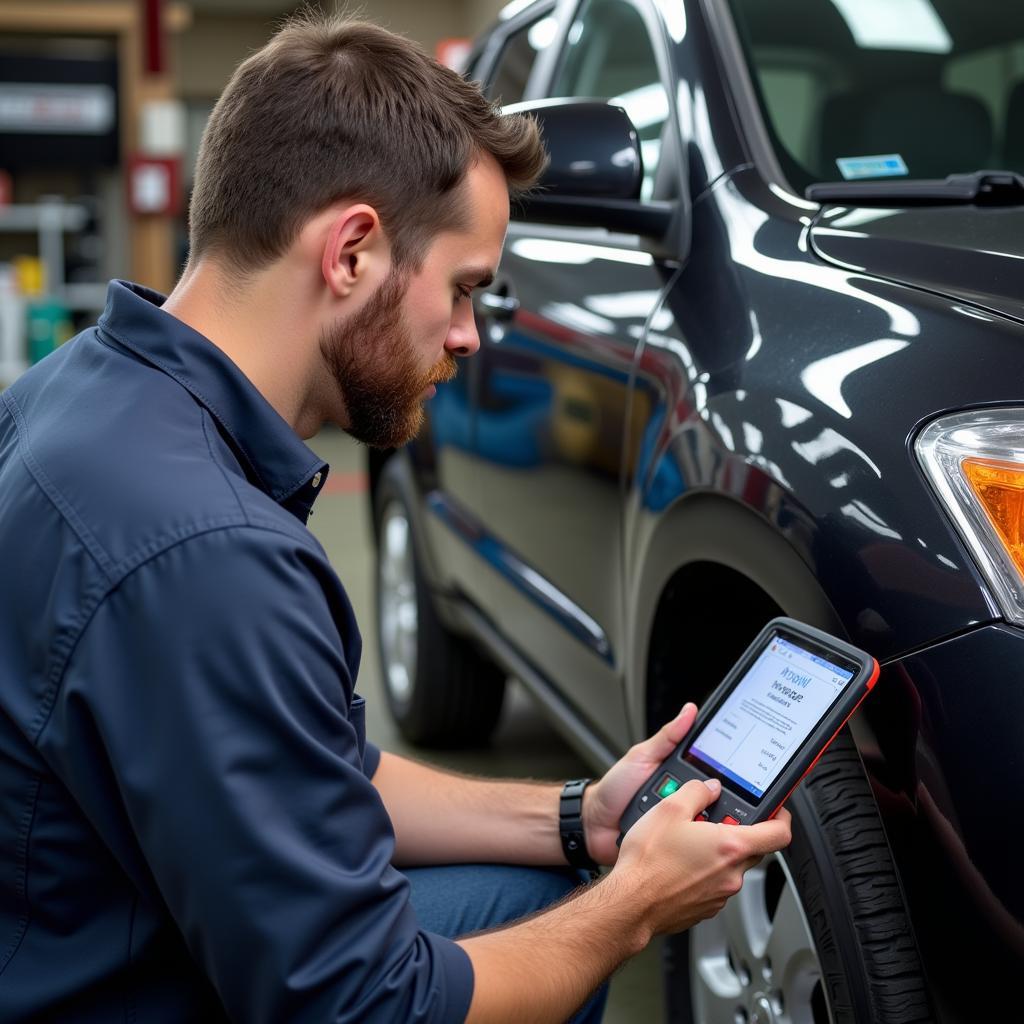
[962,458,1024,578]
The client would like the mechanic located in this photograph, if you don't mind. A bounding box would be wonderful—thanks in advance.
[0,13,791,1023]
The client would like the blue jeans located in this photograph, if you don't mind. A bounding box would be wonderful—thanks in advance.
[404,863,609,1023]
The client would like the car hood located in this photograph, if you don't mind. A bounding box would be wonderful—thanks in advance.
[808,205,1024,324]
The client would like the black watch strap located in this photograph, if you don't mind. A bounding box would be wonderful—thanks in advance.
[559,778,599,873]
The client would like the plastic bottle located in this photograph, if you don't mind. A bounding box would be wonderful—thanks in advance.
[15,256,73,365]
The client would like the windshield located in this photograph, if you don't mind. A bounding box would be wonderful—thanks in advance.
[726,0,1024,192]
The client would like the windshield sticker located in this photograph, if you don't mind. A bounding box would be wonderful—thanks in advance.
[836,154,909,180]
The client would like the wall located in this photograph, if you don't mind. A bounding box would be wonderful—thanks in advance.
[0,0,512,298]
[173,0,510,105]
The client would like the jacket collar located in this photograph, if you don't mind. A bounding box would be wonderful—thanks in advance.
[96,280,329,512]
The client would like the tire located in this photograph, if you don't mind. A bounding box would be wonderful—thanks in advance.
[665,731,933,1024]
[373,463,506,748]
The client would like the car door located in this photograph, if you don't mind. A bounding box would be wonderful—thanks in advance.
[472,0,682,750]
[419,3,559,611]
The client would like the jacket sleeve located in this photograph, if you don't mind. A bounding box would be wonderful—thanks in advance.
[42,524,473,1024]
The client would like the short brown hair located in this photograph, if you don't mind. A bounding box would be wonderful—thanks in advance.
[189,12,545,271]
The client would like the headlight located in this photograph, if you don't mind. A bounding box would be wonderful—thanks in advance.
[916,407,1024,625]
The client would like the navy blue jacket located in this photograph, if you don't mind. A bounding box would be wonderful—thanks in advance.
[0,281,473,1022]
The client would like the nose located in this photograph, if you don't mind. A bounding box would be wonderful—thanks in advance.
[445,300,481,357]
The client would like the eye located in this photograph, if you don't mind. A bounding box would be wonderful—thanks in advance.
[454,285,473,304]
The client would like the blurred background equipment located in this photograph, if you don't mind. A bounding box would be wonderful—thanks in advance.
[0,0,501,388]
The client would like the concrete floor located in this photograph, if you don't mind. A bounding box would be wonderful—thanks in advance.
[307,427,666,1023]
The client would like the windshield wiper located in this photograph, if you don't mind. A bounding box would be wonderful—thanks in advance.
[806,170,1024,206]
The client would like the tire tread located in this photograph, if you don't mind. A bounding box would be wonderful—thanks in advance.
[801,733,934,1023]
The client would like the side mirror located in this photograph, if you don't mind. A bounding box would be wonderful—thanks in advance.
[503,98,674,238]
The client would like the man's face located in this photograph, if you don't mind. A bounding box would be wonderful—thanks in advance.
[318,265,457,448]
[320,155,510,448]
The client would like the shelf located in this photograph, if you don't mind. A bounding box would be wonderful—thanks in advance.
[0,203,90,233]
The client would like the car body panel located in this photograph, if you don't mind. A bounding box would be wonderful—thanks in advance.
[465,225,678,750]
[810,205,1024,326]
[393,1,1024,1018]
[864,623,1024,1023]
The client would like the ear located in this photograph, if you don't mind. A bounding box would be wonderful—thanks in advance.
[321,204,383,299]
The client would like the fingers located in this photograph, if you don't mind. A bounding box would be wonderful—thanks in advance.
[634,703,698,764]
[737,810,792,872]
[667,776,721,819]
[740,809,793,857]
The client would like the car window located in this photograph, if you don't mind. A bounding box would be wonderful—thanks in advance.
[552,0,669,201]
[727,0,1024,189]
[945,40,1024,173]
[486,11,559,106]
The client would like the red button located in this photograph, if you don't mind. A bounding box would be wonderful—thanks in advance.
[722,815,740,825]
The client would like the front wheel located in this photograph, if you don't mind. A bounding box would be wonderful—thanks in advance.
[374,464,506,748]
[666,732,933,1024]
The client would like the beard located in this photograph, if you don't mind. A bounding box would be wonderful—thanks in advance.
[320,266,457,448]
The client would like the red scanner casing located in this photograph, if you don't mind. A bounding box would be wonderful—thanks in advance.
[619,617,879,833]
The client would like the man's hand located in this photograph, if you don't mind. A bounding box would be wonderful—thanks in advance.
[611,777,792,938]
[461,767,792,1023]
[582,702,701,865]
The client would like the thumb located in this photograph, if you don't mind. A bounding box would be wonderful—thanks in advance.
[634,702,698,765]
[667,777,721,819]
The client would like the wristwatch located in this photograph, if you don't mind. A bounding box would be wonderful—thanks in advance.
[559,778,600,873]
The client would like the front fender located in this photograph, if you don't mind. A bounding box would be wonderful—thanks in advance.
[624,490,842,739]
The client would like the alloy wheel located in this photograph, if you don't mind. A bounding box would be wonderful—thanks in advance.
[690,853,831,1024]
[378,502,418,707]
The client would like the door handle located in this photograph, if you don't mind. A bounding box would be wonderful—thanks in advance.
[476,290,520,321]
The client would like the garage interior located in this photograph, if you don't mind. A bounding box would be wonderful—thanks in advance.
[0,0,662,1019]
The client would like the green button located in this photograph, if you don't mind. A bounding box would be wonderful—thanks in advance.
[657,775,681,798]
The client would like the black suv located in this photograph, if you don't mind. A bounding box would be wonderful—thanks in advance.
[370,1,1024,1021]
